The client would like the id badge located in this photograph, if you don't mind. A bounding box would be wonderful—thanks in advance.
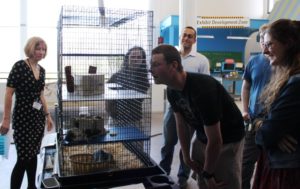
[33,101,42,110]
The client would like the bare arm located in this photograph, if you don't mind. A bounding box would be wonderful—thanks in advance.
[174,111,204,176]
[241,79,251,121]
[203,121,223,174]
[0,87,14,134]
[203,121,226,188]
[40,91,53,131]
[174,112,192,164]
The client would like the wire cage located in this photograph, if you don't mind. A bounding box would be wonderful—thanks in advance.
[56,5,154,177]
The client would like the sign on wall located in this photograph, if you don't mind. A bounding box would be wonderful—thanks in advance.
[197,16,250,28]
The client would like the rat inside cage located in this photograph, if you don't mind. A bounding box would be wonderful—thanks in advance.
[55,5,154,177]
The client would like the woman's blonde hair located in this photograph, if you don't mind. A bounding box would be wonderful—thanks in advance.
[24,36,47,58]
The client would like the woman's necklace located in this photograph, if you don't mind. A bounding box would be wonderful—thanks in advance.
[27,59,39,72]
[27,59,40,80]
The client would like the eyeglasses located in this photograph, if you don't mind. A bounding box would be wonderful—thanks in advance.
[182,33,195,39]
[263,40,278,49]
[263,41,274,49]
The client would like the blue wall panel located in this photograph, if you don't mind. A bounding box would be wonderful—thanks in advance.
[197,28,257,52]
[160,15,179,46]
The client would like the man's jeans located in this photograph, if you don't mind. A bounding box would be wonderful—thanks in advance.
[242,130,260,189]
[159,105,191,180]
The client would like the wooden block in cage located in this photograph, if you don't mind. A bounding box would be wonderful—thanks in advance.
[74,74,104,96]
[88,65,97,74]
[65,66,74,93]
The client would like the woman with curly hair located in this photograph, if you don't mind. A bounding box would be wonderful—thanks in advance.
[253,19,300,189]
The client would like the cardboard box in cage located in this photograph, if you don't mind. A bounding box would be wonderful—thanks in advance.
[74,74,104,96]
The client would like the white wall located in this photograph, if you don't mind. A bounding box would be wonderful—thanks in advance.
[197,0,268,18]
[149,0,179,46]
[152,85,167,113]
[0,83,6,112]
[148,0,179,113]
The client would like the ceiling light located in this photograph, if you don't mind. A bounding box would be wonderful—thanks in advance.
[226,36,249,40]
[197,35,214,39]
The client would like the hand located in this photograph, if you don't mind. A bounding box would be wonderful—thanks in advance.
[185,158,202,173]
[0,126,9,135]
[278,134,297,153]
[242,112,250,122]
[0,121,10,135]
[205,177,227,189]
[46,116,54,132]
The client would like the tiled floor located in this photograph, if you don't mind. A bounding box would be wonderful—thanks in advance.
[150,113,198,189]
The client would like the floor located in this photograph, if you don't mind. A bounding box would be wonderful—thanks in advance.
[0,101,242,189]
[150,113,199,189]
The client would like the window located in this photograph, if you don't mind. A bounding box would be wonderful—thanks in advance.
[0,0,149,80]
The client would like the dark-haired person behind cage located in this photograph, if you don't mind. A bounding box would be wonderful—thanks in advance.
[105,46,150,127]
[252,19,300,189]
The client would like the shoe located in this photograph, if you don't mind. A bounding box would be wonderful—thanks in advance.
[178,177,188,189]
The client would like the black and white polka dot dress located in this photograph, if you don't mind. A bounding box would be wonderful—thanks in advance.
[7,60,46,160]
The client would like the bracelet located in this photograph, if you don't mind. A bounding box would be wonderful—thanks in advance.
[44,112,50,116]
[201,170,215,180]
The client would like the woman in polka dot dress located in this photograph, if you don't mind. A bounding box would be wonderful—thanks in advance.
[0,36,53,189]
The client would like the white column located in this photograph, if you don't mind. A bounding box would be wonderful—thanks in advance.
[20,0,27,59]
[179,0,198,52]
